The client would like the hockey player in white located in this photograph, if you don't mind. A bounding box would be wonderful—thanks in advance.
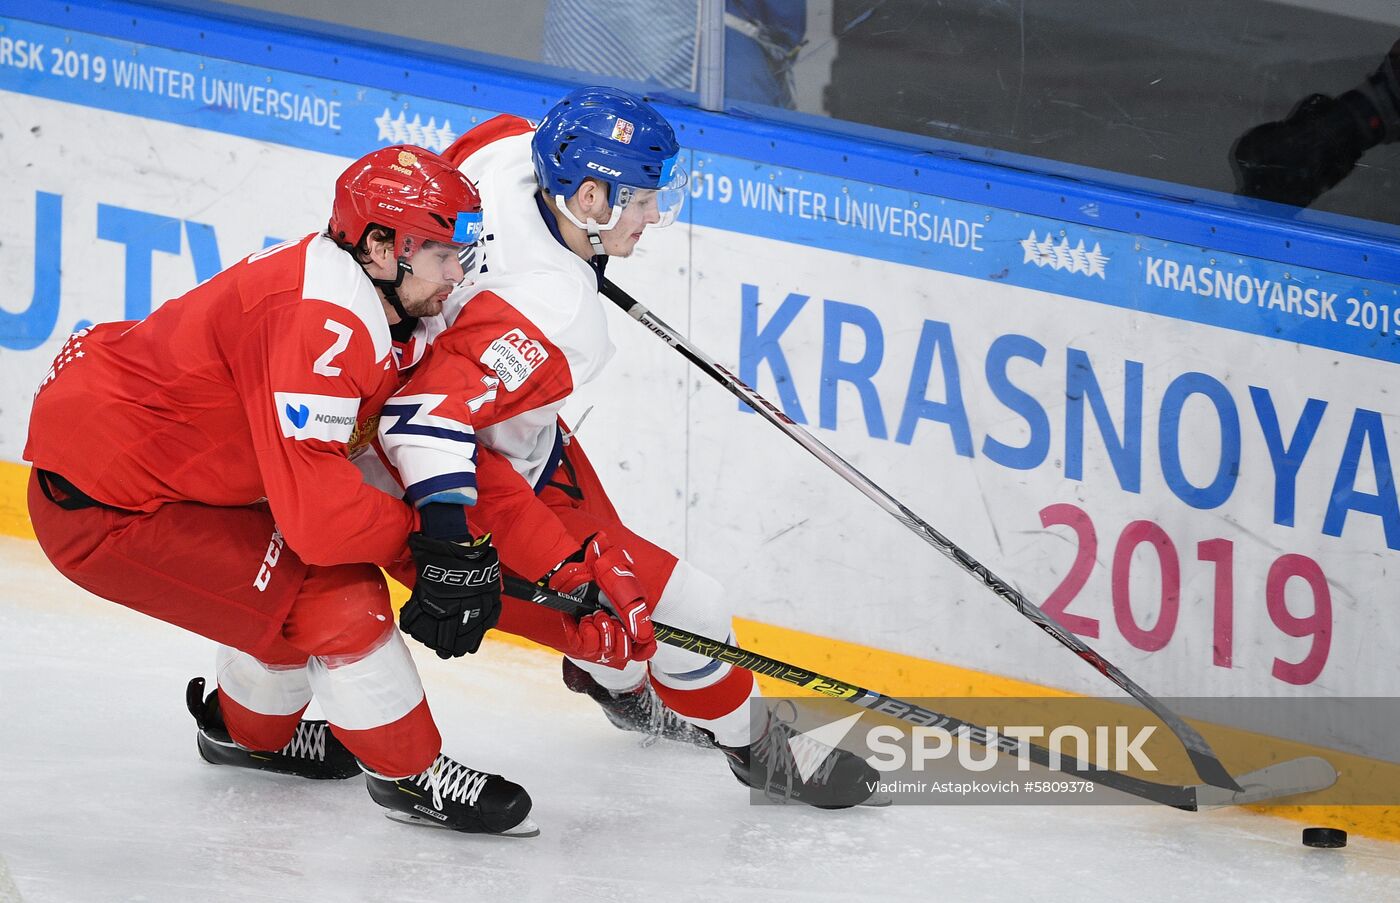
[378,87,881,808]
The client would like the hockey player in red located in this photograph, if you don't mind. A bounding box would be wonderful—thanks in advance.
[24,145,538,835]
[378,88,881,808]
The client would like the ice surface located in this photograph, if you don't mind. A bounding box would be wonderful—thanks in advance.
[1,536,1396,902]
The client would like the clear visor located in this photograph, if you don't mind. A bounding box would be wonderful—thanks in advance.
[554,167,689,235]
[611,174,688,229]
[564,166,688,233]
[401,236,474,284]
[392,211,479,278]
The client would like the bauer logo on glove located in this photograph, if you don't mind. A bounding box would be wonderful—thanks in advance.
[421,562,501,587]
[401,532,503,658]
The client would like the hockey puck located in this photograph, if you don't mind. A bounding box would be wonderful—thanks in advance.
[1302,827,1347,848]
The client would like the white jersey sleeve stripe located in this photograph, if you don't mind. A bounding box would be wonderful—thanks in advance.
[404,470,479,507]
[378,393,479,507]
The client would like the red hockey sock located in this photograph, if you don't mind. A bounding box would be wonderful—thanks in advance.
[331,697,441,778]
[217,688,308,752]
[650,665,754,721]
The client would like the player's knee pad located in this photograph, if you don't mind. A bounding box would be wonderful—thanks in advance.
[648,560,736,690]
[282,563,393,658]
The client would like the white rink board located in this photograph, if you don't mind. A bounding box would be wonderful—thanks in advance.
[684,230,1400,703]
[0,98,348,426]
[5,41,1400,754]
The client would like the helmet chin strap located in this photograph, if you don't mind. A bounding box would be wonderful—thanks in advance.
[335,231,417,322]
[552,192,614,258]
[370,259,414,321]
[584,219,607,257]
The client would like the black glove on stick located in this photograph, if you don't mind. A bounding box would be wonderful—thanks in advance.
[400,532,502,659]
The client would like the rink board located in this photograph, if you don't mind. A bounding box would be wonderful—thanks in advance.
[2,1,1400,827]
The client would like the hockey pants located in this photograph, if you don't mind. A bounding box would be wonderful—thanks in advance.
[27,469,439,777]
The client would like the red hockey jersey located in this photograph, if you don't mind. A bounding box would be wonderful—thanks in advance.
[24,233,421,569]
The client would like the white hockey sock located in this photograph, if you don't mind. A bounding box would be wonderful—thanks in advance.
[215,645,312,717]
[305,626,425,731]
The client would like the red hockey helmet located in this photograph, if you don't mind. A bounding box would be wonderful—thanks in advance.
[328,145,484,260]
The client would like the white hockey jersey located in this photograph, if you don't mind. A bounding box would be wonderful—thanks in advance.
[374,114,618,577]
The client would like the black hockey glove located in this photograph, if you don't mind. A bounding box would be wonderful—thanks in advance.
[400,532,502,659]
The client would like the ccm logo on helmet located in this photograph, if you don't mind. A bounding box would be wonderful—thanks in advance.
[586,161,623,177]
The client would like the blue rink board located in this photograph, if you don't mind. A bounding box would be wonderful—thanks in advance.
[3,4,1400,365]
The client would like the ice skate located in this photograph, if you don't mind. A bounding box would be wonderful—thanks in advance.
[186,677,361,780]
[719,703,888,809]
[562,657,717,748]
[365,754,538,837]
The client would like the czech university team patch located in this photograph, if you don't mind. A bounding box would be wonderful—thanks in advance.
[481,329,549,391]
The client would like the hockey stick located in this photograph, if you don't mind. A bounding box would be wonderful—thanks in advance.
[502,576,1336,810]
[599,277,1243,792]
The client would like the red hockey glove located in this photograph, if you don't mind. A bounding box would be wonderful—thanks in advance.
[543,533,657,668]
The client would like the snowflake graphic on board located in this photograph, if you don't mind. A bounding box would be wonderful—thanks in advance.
[374,109,458,152]
[1020,229,1109,279]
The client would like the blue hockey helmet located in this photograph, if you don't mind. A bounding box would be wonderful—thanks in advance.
[532,86,688,232]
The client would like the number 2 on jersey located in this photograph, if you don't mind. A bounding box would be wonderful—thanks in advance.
[314,319,354,377]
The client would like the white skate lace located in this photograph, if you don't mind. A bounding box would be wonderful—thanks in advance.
[750,701,839,803]
[280,722,329,761]
[413,756,490,811]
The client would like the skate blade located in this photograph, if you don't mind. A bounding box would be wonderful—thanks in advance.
[382,810,541,838]
[791,789,894,810]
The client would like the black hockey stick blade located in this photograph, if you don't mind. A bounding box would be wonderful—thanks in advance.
[598,276,1241,793]
[502,577,1335,809]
